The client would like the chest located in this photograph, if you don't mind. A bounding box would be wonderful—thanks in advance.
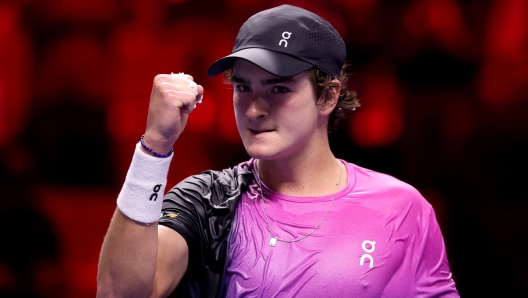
[223,197,417,297]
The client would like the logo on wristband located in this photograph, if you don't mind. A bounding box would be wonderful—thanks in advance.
[149,184,162,201]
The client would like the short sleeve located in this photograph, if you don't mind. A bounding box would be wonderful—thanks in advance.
[415,208,460,297]
[157,164,253,298]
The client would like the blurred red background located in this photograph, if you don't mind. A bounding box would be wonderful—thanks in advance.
[0,0,527,296]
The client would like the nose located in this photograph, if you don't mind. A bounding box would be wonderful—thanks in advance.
[246,96,268,121]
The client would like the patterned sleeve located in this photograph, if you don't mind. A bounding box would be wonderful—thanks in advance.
[157,163,253,298]
[415,208,460,297]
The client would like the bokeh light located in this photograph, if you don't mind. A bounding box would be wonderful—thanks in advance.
[0,0,527,296]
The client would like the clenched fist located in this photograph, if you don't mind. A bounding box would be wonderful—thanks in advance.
[142,73,204,155]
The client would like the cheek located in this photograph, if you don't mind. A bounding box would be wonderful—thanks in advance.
[281,97,318,122]
[233,96,250,130]
[233,95,245,115]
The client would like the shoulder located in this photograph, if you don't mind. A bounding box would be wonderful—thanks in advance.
[344,161,432,212]
[165,159,254,205]
[169,160,253,190]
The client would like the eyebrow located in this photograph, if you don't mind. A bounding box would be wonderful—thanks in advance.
[231,74,297,86]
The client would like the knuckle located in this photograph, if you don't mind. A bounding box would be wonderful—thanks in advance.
[162,90,191,105]
[153,74,168,86]
[159,82,173,91]
[167,99,184,108]
[161,89,178,98]
[153,79,163,88]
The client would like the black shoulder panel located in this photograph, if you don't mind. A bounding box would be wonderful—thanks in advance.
[158,162,253,298]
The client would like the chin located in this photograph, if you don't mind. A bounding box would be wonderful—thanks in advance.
[245,149,272,160]
[244,145,294,162]
[244,144,278,160]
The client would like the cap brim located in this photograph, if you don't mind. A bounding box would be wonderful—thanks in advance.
[206,48,313,77]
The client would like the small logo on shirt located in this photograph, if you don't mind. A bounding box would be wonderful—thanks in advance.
[163,213,178,218]
[360,240,376,268]
[279,32,292,47]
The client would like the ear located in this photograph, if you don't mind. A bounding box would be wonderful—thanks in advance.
[318,79,341,116]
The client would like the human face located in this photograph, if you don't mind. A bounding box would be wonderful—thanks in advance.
[231,59,330,162]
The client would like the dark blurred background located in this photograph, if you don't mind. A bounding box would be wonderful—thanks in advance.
[0,0,527,296]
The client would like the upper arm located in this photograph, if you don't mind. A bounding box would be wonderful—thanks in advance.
[150,225,189,298]
[415,209,459,297]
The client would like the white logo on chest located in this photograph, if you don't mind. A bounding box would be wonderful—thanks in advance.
[360,240,376,268]
[279,31,292,47]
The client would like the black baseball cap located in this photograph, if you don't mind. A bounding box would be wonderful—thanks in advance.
[206,5,346,78]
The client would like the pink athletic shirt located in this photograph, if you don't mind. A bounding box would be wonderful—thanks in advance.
[223,159,459,297]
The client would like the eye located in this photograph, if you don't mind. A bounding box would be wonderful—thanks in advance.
[272,86,290,93]
[235,84,251,92]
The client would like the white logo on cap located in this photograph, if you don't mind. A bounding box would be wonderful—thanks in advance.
[279,32,292,47]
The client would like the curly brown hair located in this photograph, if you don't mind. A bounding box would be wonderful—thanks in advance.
[224,62,359,132]
[308,62,359,132]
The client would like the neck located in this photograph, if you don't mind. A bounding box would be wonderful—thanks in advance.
[257,141,345,197]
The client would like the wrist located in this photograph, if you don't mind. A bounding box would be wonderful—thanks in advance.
[117,142,173,224]
[141,134,174,158]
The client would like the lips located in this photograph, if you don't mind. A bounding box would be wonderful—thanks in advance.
[249,128,274,134]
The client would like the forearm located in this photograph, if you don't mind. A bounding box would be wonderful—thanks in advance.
[96,143,170,297]
[96,73,201,297]
[97,209,159,298]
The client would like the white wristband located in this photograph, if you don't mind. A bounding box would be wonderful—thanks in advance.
[117,142,173,224]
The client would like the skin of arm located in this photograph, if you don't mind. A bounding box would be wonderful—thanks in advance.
[96,209,189,298]
[96,74,203,297]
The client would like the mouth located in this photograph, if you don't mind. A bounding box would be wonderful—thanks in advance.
[249,128,274,135]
